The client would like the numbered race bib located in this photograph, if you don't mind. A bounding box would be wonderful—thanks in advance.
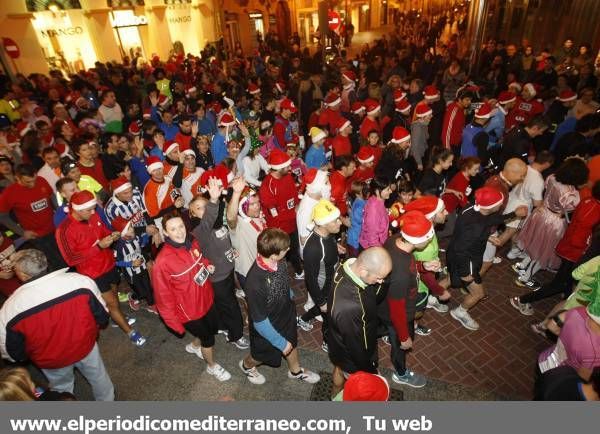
[286,198,295,210]
[270,207,278,217]
[224,248,238,262]
[170,189,181,201]
[214,226,229,239]
[193,264,210,286]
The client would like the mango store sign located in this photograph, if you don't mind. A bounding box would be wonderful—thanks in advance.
[111,14,148,28]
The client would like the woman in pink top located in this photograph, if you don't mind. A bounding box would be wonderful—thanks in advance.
[359,177,393,249]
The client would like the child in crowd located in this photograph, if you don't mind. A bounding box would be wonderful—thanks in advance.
[305,127,328,169]
[286,139,307,181]
[347,181,368,257]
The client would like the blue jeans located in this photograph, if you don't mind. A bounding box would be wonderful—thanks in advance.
[42,343,114,401]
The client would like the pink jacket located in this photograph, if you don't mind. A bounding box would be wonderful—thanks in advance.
[359,197,389,248]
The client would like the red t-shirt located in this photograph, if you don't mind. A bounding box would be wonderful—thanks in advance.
[174,132,192,151]
[259,173,298,234]
[331,135,352,158]
[78,159,109,190]
[0,177,55,236]
[505,97,545,131]
[330,170,349,216]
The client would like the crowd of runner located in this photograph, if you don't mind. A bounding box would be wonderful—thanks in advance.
[0,23,598,401]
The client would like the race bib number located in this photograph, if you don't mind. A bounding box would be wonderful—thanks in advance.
[31,199,49,212]
[286,198,295,210]
[224,248,238,262]
[465,186,472,196]
[193,264,210,286]
[170,189,181,201]
[270,207,278,217]
[214,226,229,239]
[131,210,144,225]
[292,167,302,177]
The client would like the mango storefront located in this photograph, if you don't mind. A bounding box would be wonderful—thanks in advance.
[0,0,218,76]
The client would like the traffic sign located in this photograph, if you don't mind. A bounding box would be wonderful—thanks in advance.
[328,10,341,32]
[3,38,20,59]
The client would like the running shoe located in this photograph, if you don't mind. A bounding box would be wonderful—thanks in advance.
[288,368,320,384]
[239,360,266,385]
[206,363,231,382]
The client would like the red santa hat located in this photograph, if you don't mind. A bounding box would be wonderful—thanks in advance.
[268,149,292,170]
[110,176,132,195]
[111,216,132,236]
[351,102,366,114]
[390,126,410,144]
[508,82,522,94]
[403,196,445,220]
[325,92,342,107]
[199,164,230,192]
[474,186,504,211]
[557,90,577,102]
[474,102,493,119]
[158,94,170,108]
[182,149,196,157]
[398,210,435,245]
[393,89,407,103]
[356,146,375,164]
[275,81,286,93]
[247,83,261,95]
[146,156,164,174]
[423,85,440,100]
[16,121,33,137]
[218,112,236,127]
[522,82,537,97]
[497,91,516,105]
[142,108,152,119]
[286,134,300,148]
[70,190,97,211]
[128,121,141,135]
[280,98,298,113]
[415,103,433,118]
[162,140,179,156]
[395,98,411,114]
[302,168,329,196]
[343,372,390,401]
[335,116,352,133]
[342,70,356,82]
[364,99,381,116]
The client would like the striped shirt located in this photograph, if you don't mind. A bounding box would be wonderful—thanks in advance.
[104,187,149,229]
[114,236,148,278]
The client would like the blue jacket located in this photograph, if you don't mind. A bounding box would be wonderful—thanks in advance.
[485,109,505,147]
[211,132,228,165]
[461,123,485,157]
[551,116,577,151]
[305,145,328,169]
[129,156,151,188]
[347,198,366,249]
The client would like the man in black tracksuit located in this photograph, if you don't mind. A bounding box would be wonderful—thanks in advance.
[328,247,392,398]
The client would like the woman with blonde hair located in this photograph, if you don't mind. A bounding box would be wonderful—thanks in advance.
[0,367,36,401]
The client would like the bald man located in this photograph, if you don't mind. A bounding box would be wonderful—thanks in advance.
[328,247,393,398]
[479,158,527,276]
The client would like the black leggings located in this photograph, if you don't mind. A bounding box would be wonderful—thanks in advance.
[519,260,575,304]
[301,305,329,344]
[128,270,155,305]
[286,230,303,274]
[212,272,244,342]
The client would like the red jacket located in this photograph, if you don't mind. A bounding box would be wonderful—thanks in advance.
[504,97,544,131]
[359,117,381,139]
[0,269,108,369]
[331,134,352,158]
[441,102,465,149]
[318,108,343,133]
[151,239,215,334]
[259,173,297,234]
[330,170,349,216]
[55,213,115,278]
[555,197,600,262]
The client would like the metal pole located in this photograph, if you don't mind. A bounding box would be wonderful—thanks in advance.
[467,0,489,77]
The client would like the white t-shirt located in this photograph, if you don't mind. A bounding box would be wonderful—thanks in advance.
[504,166,544,228]
[230,217,265,277]
[296,195,319,253]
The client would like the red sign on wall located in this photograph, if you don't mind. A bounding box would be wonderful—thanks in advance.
[2,38,20,59]
[328,10,341,32]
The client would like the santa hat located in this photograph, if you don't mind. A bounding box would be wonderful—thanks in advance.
[415,103,433,118]
[351,102,366,114]
[523,83,536,97]
[280,98,298,113]
[311,199,340,227]
[111,216,132,236]
[182,149,196,157]
[393,89,407,103]
[158,94,170,108]
[398,210,434,245]
[223,95,235,108]
[335,117,352,133]
[303,168,329,196]
[557,90,577,102]
[110,176,132,195]
[286,134,300,148]
[403,196,445,220]
[128,121,141,135]
[343,372,390,401]
[247,83,261,95]
[357,146,375,164]
[325,92,342,107]
[342,70,356,82]
[309,127,326,144]
[146,156,164,174]
[364,99,381,116]
[218,112,236,127]
[474,186,504,211]
[508,82,522,94]
[143,108,152,119]
[70,190,97,211]
[474,102,493,119]
[199,164,230,192]
[162,140,179,155]
[268,149,291,170]
[497,91,516,105]
[16,121,33,137]
[395,98,411,114]
[275,81,286,93]
[390,126,410,144]
[185,84,197,95]
[423,85,440,100]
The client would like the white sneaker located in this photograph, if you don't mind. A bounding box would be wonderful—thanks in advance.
[315,315,323,322]
[296,316,314,331]
[185,343,204,359]
[506,248,525,260]
[288,368,320,384]
[294,271,305,280]
[426,295,449,313]
[235,289,246,299]
[206,363,231,382]
[509,296,534,316]
[239,360,266,385]
[450,308,479,331]
[303,298,315,312]
[492,256,502,264]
